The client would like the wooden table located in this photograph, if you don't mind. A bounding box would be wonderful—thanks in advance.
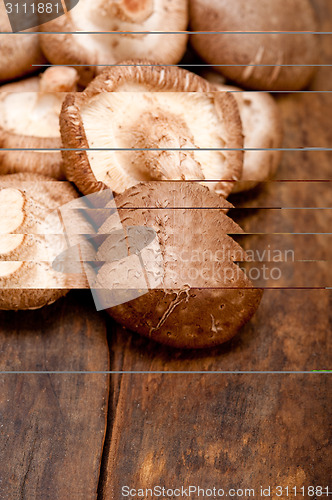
[0,0,331,498]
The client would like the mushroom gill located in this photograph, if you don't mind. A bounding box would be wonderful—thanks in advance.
[0,173,87,310]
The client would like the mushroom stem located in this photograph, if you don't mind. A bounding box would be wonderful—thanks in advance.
[32,67,79,119]
[39,67,78,93]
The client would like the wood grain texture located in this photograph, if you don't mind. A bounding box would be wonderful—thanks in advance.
[0,291,109,500]
[99,374,331,498]
[99,0,331,496]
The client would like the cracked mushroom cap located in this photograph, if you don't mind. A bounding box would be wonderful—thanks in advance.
[0,66,79,179]
[60,62,244,198]
[203,71,283,192]
[0,2,46,82]
[40,0,189,85]
[97,181,263,349]
[190,0,319,91]
[0,172,86,310]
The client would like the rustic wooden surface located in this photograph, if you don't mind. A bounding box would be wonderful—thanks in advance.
[1,0,331,498]
[99,373,330,498]
[0,292,109,500]
[98,0,332,497]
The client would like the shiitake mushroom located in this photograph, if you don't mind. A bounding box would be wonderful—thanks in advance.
[190,0,319,91]
[60,62,244,198]
[0,67,78,179]
[40,0,189,85]
[95,181,263,349]
[203,71,283,192]
[0,173,86,310]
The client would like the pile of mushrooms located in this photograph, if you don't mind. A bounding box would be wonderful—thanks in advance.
[0,0,320,347]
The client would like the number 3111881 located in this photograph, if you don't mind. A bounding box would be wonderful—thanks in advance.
[5,3,60,14]
[275,486,331,496]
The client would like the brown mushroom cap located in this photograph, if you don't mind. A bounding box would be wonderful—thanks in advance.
[98,181,263,349]
[0,173,84,310]
[0,2,46,82]
[60,62,244,198]
[40,0,189,85]
[190,0,319,91]
[203,71,283,192]
[0,67,79,179]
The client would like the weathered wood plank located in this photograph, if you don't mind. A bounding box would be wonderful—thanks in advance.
[99,373,331,498]
[0,291,109,500]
